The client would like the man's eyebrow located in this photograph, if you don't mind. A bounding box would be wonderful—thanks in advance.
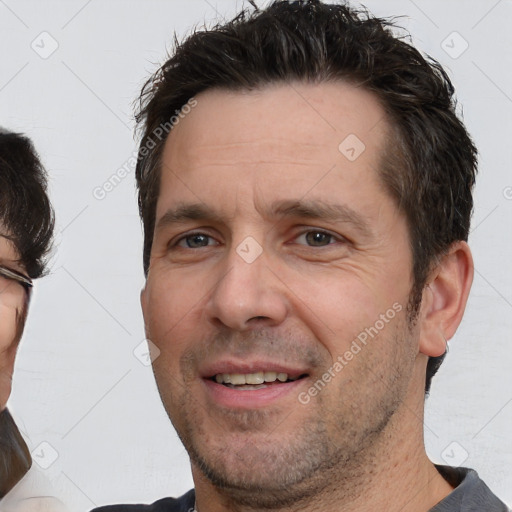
[156,199,372,236]
[156,203,225,230]
[269,199,372,237]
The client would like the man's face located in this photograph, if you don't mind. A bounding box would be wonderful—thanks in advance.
[142,82,424,501]
[0,234,27,410]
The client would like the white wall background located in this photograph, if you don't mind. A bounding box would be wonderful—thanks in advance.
[1,0,511,510]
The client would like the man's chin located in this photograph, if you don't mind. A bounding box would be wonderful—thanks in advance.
[190,449,329,509]
[194,444,348,511]
[185,424,337,507]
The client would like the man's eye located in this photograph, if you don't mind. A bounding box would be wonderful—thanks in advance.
[173,233,217,249]
[294,230,342,247]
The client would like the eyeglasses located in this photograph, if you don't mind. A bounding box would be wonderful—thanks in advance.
[0,265,33,293]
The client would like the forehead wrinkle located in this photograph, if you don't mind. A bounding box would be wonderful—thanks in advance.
[174,136,334,169]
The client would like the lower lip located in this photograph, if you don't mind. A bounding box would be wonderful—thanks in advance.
[202,378,306,409]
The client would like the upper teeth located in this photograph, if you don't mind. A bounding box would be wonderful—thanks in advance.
[215,372,293,385]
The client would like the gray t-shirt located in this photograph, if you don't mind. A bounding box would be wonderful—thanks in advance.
[90,465,510,511]
[430,465,509,511]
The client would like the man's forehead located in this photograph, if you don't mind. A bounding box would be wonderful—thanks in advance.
[155,80,394,232]
[162,81,389,165]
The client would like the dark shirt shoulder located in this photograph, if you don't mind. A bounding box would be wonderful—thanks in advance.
[91,489,195,512]
[431,465,510,512]
[91,468,511,512]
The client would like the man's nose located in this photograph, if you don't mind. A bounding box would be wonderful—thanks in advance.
[204,242,289,331]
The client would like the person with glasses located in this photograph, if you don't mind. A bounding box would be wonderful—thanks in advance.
[0,264,33,498]
[0,128,66,510]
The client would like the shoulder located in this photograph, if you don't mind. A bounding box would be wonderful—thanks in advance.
[0,452,69,512]
[90,489,195,512]
[432,465,510,512]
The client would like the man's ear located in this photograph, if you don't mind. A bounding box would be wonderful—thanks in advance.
[418,241,474,357]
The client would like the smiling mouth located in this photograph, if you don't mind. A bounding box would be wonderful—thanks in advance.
[210,371,308,390]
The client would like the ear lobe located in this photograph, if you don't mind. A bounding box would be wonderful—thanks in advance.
[418,241,474,357]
